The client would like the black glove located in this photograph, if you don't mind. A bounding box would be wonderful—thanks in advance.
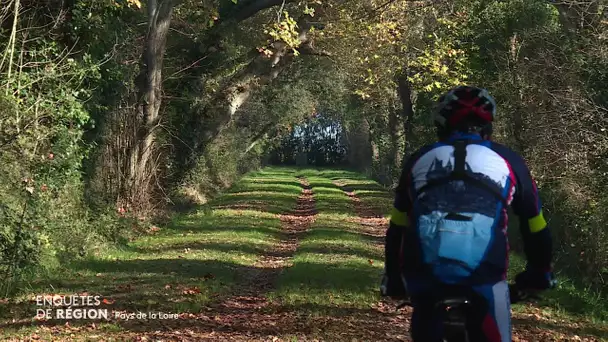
[380,272,409,299]
[515,268,557,291]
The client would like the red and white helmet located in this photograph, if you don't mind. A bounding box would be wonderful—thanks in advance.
[434,86,497,129]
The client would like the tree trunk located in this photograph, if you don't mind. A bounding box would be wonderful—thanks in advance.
[551,1,604,33]
[387,105,400,176]
[125,0,175,209]
[509,33,527,155]
[396,72,415,155]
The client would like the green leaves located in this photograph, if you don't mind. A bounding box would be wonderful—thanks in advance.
[263,11,302,54]
[303,5,316,17]
[125,0,141,8]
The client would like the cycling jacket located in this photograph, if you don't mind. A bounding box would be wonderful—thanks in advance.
[385,132,553,286]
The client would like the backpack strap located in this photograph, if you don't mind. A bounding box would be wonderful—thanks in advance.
[452,139,467,178]
[417,139,507,205]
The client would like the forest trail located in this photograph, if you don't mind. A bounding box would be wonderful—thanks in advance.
[1,167,606,341]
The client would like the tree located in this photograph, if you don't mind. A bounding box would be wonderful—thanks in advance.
[121,0,176,210]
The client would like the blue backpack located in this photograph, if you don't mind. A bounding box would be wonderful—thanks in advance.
[413,139,508,284]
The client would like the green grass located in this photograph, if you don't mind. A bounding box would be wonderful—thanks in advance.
[1,166,606,341]
[504,208,608,325]
[270,172,384,315]
[508,253,608,324]
[0,166,303,338]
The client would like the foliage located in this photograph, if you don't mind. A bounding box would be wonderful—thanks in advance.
[0,0,147,294]
[458,0,608,287]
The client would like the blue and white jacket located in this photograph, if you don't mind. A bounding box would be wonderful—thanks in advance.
[385,132,553,287]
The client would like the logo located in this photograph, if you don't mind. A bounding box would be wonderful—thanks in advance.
[34,293,180,321]
[35,294,108,320]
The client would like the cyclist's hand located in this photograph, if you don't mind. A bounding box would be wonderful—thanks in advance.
[509,283,541,304]
[515,268,557,291]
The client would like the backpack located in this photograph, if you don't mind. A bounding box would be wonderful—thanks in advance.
[413,139,508,284]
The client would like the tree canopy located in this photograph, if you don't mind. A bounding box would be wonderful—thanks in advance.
[0,0,607,296]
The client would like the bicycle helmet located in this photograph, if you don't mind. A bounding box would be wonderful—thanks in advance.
[434,86,496,134]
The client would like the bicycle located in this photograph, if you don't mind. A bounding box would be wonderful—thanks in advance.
[395,283,540,342]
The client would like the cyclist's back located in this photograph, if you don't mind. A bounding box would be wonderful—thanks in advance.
[381,86,556,342]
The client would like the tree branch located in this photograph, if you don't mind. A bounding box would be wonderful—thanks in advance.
[191,11,321,153]
[244,122,276,154]
[201,0,299,56]
[229,0,298,23]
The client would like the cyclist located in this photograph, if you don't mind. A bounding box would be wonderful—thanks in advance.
[380,86,556,342]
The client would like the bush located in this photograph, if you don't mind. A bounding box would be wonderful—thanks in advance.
[175,126,265,207]
[0,87,133,295]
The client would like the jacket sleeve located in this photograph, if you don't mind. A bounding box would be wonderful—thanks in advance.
[508,153,553,273]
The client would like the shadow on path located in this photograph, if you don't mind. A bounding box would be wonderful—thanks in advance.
[196,176,318,339]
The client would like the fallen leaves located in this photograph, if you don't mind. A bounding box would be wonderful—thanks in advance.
[102,298,115,305]
[2,174,607,342]
[182,286,201,295]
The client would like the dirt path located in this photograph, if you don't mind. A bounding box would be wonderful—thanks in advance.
[3,171,605,341]
[38,176,318,342]
[331,180,412,341]
[333,180,388,244]
[195,176,317,340]
[144,176,317,341]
